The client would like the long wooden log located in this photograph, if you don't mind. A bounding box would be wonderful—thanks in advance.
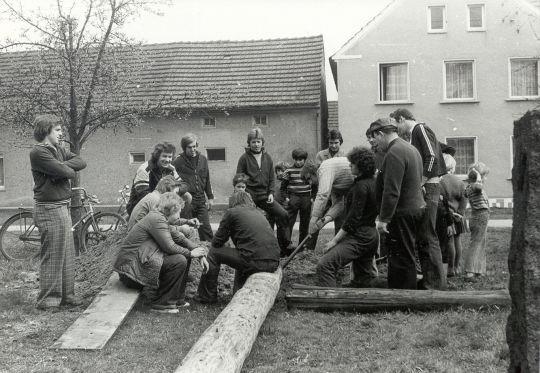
[175,267,282,373]
[286,287,510,313]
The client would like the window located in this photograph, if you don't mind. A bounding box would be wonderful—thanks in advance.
[253,115,268,126]
[206,148,226,161]
[428,6,446,33]
[510,58,539,98]
[0,154,4,190]
[445,137,477,175]
[203,117,216,128]
[444,60,476,100]
[467,4,485,31]
[379,62,409,102]
[129,152,146,164]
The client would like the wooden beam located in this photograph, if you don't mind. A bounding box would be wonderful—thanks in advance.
[286,287,510,313]
[176,268,282,373]
[51,273,139,350]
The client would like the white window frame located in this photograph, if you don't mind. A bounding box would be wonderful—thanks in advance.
[202,117,216,128]
[442,59,477,102]
[129,152,146,165]
[206,147,226,162]
[467,4,486,32]
[445,136,478,177]
[427,5,447,33]
[253,114,268,127]
[377,61,410,104]
[0,153,4,191]
[508,58,540,99]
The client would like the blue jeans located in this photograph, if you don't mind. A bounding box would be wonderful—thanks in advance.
[417,183,447,290]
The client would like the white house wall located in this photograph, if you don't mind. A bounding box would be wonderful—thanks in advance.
[335,0,540,198]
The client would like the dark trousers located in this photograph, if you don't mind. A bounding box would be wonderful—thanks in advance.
[418,183,447,290]
[287,194,312,245]
[387,212,422,289]
[254,197,291,250]
[191,199,213,241]
[197,245,278,301]
[119,254,190,306]
[316,227,378,287]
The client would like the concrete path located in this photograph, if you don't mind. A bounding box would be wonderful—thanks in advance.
[209,219,512,231]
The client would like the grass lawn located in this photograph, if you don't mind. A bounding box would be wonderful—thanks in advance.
[0,228,511,372]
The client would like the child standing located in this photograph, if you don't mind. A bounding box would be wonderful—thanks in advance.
[273,161,290,209]
[463,162,490,280]
[229,173,249,207]
[281,149,315,249]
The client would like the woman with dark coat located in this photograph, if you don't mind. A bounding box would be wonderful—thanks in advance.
[114,192,207,313]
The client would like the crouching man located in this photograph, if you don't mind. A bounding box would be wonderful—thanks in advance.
[195,191,280,303]
[316,146,379,288]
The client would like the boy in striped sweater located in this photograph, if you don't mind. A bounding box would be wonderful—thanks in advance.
[281,148,316,249]
[463,162,490,280]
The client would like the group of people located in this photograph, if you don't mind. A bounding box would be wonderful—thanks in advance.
[30,109,491,312]
[365,109,490,289]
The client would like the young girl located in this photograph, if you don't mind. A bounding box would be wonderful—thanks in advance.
[463,162,490,280]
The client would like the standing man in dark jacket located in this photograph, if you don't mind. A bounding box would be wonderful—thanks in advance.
[390,108,447,290]
[30,114,87,309]
[173,134,214,241]
[236,128,292,256]
[367,118,425,289]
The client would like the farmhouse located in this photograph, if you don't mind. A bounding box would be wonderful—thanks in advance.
[0,35,327,205]
[330,0,540,205]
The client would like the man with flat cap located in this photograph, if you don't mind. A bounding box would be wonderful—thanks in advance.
[366,118,425,289]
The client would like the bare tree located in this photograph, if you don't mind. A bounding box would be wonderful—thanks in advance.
[0,0,171,252]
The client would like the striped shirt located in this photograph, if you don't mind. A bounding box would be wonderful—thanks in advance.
[281,167,311,196]
[464,182,489,210]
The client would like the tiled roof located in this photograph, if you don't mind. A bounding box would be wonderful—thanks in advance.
[135,36,325,109]
[0,36,325,111]
[327,100,338,129]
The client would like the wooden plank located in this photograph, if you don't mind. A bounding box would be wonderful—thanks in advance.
[286,288,510,313]
[176,268,282,373]
[51,273,140,350]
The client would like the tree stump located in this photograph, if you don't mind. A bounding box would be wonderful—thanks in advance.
[507,110,540,373]
[175,268,282,373]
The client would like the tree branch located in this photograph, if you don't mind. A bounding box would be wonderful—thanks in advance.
[78,0,117,139]
[2,0,60,41]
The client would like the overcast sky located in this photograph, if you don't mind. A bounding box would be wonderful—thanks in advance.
[1,0,393,100]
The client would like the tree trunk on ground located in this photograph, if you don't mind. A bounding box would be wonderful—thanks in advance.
[507,110,540,373]
[176,268,282,373]
[286,286,510,312]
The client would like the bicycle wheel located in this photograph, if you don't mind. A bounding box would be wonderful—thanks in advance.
[0,211,41,261]
[80,212,126,252]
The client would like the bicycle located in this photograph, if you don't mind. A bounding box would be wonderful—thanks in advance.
[116,184,131,221]
[0,187,127,261]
